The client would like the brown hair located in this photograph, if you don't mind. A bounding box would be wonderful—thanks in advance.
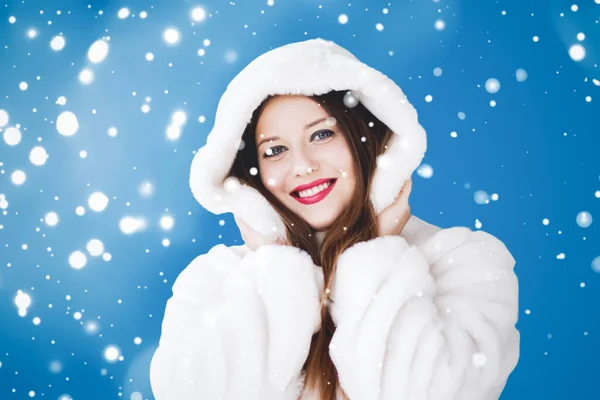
[227,90,394,399]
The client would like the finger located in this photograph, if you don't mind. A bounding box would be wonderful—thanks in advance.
[381,179,412,214]
[397,179,412,203]
[236,218,257,236]
[237,218,278,248]
[234,216,244,229]
[400,179,412,196]
[377,182,410,226]
[236,218,259,246]
[235,217,249,238]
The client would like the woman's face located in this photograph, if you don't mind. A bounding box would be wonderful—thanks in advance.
[255,95,357,232]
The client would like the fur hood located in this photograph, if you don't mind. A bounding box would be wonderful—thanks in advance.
[189,38,427,239]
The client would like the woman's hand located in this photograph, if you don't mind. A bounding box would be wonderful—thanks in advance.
[376,178,412,238]
[235,216,287,251]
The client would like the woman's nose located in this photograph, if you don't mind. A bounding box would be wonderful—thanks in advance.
[291,150,319,176]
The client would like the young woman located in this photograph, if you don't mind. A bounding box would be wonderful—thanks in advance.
[150,38,520,400]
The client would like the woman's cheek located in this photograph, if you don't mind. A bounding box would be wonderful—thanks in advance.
[263,166,287,193]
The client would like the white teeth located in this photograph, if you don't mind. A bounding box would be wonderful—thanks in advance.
[297,181,332,198]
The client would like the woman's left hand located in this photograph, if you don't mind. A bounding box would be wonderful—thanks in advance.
[235,216,289,251]
[376,178,412,238]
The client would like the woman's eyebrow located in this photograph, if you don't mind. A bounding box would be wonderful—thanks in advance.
[257,135,279,149]
[303,116,328,130]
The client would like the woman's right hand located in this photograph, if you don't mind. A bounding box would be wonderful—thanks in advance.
[376,178,412,238]
[234,216,287,251]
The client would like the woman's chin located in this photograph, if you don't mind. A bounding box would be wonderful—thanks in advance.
[306,214,338,232]
[286,199,340,231]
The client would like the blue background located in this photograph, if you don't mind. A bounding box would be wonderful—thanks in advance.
[1,0,599,398]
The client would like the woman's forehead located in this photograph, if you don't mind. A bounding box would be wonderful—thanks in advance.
[256,96,331,136]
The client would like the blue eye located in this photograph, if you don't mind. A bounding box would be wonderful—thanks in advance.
[312,130,334,141]
[263,146,285,159]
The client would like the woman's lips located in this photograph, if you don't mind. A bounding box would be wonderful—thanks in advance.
[291,179,336,205]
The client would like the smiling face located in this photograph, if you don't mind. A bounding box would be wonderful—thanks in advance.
[255,95,357,232]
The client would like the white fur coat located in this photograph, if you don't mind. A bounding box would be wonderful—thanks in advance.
[149,38,520,399]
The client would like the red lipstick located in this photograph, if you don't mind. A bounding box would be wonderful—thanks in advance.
[291,179,336,205]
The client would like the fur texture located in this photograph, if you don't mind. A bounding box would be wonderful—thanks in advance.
[150,218,520,400]
[328,228,519,400]
[150,243,322,400]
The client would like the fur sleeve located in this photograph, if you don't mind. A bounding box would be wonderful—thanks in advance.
[329,229,520,400]
[150,243,321,400]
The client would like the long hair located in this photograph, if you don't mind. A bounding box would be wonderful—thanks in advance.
[227,90,394,399]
